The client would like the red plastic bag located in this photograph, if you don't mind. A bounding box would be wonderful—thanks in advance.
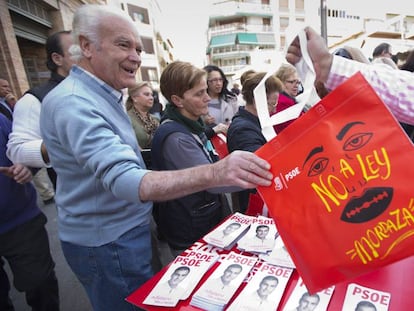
[255,72,414,293]
[210,133,229,159]
[245,193,267,217]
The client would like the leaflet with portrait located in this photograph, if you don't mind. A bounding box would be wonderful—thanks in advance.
[237,216,277,253]
[282,277,335,311]
[143,251,219,307]
[227,262,293,311]
[190,251,257,310]
[203,212,254,249]
[341,283,390,311]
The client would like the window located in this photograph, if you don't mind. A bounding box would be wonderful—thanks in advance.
[141,37,154,54]
[279,0,289,9]
[127,4,149,24]
[295,0,304,10]
[141,67,158,84]
[280,17,289,29]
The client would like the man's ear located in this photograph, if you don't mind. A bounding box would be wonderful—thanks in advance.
[171,94,183,108]
[79,35,92,58]
[51,52,63,67]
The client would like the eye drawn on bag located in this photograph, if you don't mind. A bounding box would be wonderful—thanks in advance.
[304,121,391,224]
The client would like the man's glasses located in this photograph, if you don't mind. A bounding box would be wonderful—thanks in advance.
[285,79,301,85]
[207,78,224,83]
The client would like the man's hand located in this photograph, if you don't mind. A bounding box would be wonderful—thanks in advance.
[211,150,272,189]
[0,164,33,184]
[286,27,333,83]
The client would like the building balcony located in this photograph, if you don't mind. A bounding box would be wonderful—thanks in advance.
[208,33,276,50]
[220,64,250,75]
[210,48,252,60]
[208,23,274,37]
[209,0,273,20]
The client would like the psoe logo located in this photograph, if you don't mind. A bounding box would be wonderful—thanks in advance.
[274,177,283,191]
[284,166,301,181]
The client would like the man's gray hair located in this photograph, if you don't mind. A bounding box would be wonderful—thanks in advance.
[69,4,138,61]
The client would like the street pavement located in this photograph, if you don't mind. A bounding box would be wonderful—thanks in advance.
[6,196,174,311]
[6,199,93,311]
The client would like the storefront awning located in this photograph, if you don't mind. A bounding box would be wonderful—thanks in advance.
[209,34,237,47]
[236,33,258,45]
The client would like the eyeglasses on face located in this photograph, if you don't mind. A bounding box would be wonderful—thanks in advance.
[207,78,224,83]
[134,92,153,98]
[285,79,301,85]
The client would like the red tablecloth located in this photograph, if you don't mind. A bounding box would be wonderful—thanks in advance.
[126,238,414,310]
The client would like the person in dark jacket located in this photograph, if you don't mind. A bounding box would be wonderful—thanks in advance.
[227,71,283,212]
[0,113,59,311]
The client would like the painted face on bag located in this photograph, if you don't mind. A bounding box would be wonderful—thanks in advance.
[301,120,392,224]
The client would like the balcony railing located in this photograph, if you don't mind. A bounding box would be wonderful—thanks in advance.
[209,23,274,37]
[209,1,272,19]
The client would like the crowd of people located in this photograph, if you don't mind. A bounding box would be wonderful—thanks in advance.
[1,3,414,311]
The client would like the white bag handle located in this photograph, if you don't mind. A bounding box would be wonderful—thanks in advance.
[254,28,320,142]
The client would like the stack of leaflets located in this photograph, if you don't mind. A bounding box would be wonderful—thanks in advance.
[190,251,258,311]
[237,216,277,254]
[227,262,294,311]
[281,277,335,311]
[341,283,391,311]
[259,235,296,269]
[203,212,254,249]
[143,250,219,307]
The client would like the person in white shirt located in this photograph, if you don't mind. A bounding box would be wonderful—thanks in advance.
[7,30,73,190]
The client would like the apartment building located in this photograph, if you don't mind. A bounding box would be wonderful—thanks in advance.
[206,0,279,78]
[205,0,414,80]
[0,0,107,97]
[0,0,173,97]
